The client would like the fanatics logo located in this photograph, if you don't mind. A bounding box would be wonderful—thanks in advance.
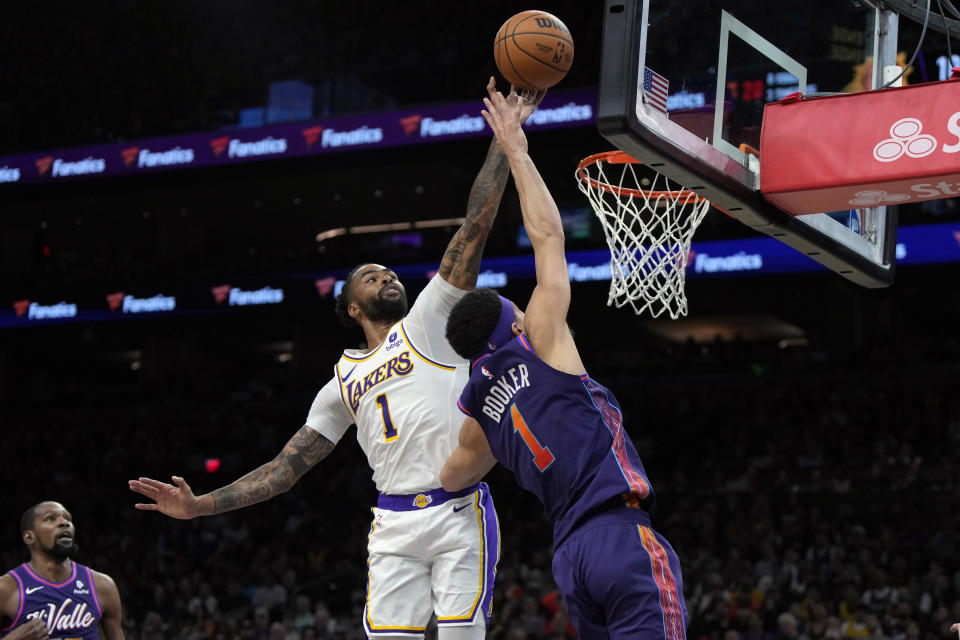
[209,136,231,157]
[35,156,53,176]
[314,277,335,297]
[400,114,422,136]
[121,147,140,167]
[0,165,20,183]
[413,494,433,508]
[211,285,232,305]
[213,285,284,306]
[14,300,78,320]
[301,126,324,148]
[106,292,125,311]
[108,292,176,314]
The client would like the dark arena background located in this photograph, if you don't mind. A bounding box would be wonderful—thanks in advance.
[2,2,959,639]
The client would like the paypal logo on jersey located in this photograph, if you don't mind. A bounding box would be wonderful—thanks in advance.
[345,352,414,412]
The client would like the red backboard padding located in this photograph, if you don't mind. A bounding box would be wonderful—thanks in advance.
[760,72,960,215]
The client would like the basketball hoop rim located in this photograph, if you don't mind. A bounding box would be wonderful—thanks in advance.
[576,150,709,203]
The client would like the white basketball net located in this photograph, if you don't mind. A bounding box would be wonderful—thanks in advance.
[576,153,711,319]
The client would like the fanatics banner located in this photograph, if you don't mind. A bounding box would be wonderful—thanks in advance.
[1,223,958,328]
[0,89,596,187]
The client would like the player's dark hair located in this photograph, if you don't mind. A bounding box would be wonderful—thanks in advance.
[20,502,44,535]
[446,288,504,361]
[334,264,367,328]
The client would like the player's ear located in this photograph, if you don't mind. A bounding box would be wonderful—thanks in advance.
[348,301,362,321]
[511,322,522,337]
[22,530,34,545]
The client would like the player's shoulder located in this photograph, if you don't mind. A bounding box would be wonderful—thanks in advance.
[90,568,119,593]
[0,571,19,603]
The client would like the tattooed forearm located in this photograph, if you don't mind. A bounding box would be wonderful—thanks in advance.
[206,427,335,515]
[439,141,511,289]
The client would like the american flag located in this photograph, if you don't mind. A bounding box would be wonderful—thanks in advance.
[642,67,669,116]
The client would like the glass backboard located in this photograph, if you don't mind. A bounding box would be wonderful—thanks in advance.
[595,0,938,287]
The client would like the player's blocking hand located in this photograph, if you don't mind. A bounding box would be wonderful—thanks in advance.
[951,622,959,637]
[128,475,200,519]
[481,77,528,157]
[515,84,546,124]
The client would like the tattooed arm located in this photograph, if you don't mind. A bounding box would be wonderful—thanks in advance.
[438,77,544,290]
[128,426,335,518]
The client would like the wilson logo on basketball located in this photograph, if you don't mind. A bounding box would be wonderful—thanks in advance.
[121,147,140,167]
[302,126,324,148]
[400,115,422,136]
[533,17,569,34]
[35,156,53,176]
[209,137,231,157]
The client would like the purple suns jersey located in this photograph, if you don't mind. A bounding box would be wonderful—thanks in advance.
[2,561,102,639]
[457,334,655,546]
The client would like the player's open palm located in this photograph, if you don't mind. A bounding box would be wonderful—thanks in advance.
[481,77,527,157]
[128,475,200,519]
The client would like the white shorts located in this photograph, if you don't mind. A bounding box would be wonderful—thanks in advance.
[362,482,499,637]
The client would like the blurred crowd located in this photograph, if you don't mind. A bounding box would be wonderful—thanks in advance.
[0,2,602,155]
[2,320,958,640]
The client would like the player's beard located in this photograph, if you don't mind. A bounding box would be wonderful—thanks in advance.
[359,288,408,324]
[49,539,79,560]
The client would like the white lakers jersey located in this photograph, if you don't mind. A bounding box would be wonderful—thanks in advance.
[305,276,470,494]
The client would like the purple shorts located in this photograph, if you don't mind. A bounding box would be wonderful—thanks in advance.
[552,510,687,639]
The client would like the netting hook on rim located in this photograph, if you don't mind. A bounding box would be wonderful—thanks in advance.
[575,150,713,319]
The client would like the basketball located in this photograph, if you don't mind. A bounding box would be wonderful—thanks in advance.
[494,10,574,91]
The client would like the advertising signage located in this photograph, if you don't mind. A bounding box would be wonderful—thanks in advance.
[0,89,596,187]
[2,223,958,329]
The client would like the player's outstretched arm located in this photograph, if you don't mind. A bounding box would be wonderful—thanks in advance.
[129,425,335,518]
[92,571,124,640]
[440,417,497,492]
[480,82,583,374]
[438,77,544,291]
